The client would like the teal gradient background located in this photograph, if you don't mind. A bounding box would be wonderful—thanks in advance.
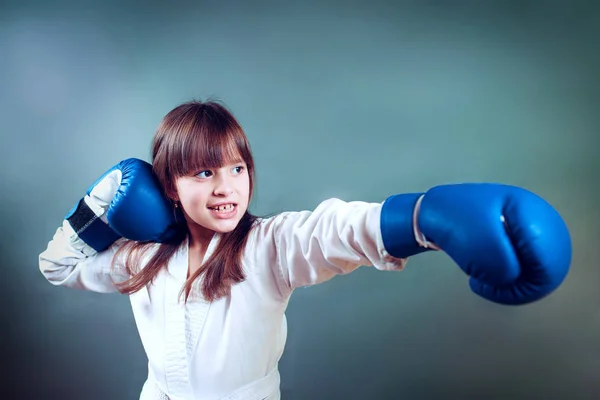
[1,1,598,398]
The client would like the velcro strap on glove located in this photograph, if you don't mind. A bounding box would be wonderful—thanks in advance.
[66,197,121,253]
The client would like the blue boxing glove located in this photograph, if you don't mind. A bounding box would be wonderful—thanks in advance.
[380,183,572,305]
[65,158,181,254]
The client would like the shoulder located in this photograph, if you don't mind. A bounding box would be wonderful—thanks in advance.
[240,212,300,300]
[110,238,164,273]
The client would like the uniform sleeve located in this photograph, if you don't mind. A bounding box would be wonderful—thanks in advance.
[38,219,131,293]
[271,198,408,291]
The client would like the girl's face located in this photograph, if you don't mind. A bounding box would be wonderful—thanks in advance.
[174,159,250,238]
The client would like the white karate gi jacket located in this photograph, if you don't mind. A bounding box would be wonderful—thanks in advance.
[39,198,408,400]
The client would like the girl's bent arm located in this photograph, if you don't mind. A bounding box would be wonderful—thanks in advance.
[39,219,129,293]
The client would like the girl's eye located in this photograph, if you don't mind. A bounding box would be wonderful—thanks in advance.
[197,170,212,178]
[232,166,244,175]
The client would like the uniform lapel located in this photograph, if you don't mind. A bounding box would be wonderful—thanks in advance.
[186,234,220,359]
[163,238,193,398]
[163,235,221,397]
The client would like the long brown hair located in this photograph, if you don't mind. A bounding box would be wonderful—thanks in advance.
[112,99,259,302]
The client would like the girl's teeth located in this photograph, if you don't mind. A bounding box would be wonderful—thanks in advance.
[213,204,234,212]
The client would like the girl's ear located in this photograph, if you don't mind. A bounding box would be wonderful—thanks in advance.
[167,184,179,203]
[170,181,180,202]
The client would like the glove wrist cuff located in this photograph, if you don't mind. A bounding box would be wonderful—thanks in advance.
[381,192,430,258]
[413,194,441,251]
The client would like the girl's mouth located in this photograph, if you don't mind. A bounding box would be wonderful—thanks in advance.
[207,203,238,218]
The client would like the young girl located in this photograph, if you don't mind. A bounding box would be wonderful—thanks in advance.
[39,100,571,399]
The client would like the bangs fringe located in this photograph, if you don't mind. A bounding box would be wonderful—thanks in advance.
[170,105,250,177]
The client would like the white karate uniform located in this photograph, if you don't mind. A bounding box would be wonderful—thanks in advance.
[39,198,408,400]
